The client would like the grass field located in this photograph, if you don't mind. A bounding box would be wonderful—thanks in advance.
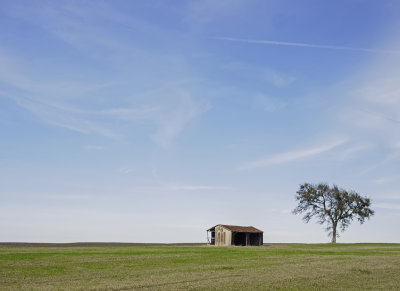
[1,243,400,290]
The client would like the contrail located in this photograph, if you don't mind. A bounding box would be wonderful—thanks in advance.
[359,109,400,124]
[213,37,400,54]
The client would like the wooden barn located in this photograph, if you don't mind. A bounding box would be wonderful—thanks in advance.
[207,224,263,246]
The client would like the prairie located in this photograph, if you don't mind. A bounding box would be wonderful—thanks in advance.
[1,243,399,290]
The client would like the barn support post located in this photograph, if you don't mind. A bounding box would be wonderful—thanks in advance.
[245,233,250,246]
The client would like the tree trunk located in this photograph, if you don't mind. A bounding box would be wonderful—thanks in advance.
[331,223,337,243]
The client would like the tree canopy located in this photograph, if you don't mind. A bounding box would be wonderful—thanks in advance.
[293,183,374,243]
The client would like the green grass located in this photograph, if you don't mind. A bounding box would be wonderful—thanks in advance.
[1,243,400,290]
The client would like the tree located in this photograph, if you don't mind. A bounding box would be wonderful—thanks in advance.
[293,183,374,243]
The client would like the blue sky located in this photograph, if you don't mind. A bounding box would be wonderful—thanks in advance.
[1,0,400,243]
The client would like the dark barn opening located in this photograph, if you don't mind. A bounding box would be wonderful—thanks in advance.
[233,232,246,246]
[250,233,262,246]
[210,230,215,245]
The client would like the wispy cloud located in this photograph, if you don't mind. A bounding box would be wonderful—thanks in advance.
[214,37,400,54]
[99,107,160,120]
[357,151,400,177]
[0,3,210,146]
[253,94,287,112]
[338,51,400,171]
[7,82,208,145]
[0,49,116,99]
[15,97,117,137]
[13,91,207,145]
[119,167,136,174]
[1,47,209,146]
[84,145,105,151]
[222,62,295,88]
[238,138,348,170]
[151,92,210,147]
[336,143,373,160]
[358,109,400,125]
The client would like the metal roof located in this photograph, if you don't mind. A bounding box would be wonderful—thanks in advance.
[207,224,263,233]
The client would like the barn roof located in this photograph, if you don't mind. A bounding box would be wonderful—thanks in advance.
[207,224,263,233]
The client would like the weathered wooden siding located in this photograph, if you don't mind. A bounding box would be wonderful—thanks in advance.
[215,225,232,246]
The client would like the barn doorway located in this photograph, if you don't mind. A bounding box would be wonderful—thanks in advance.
[250,233,261,246]
[233,232,246,246]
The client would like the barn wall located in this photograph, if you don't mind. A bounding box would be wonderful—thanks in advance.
[215,225,232,246]
[225,228,232,246]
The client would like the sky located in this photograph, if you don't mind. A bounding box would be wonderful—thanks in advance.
[1,0,400,243]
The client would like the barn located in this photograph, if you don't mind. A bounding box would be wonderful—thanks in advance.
[207,224,263,246]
